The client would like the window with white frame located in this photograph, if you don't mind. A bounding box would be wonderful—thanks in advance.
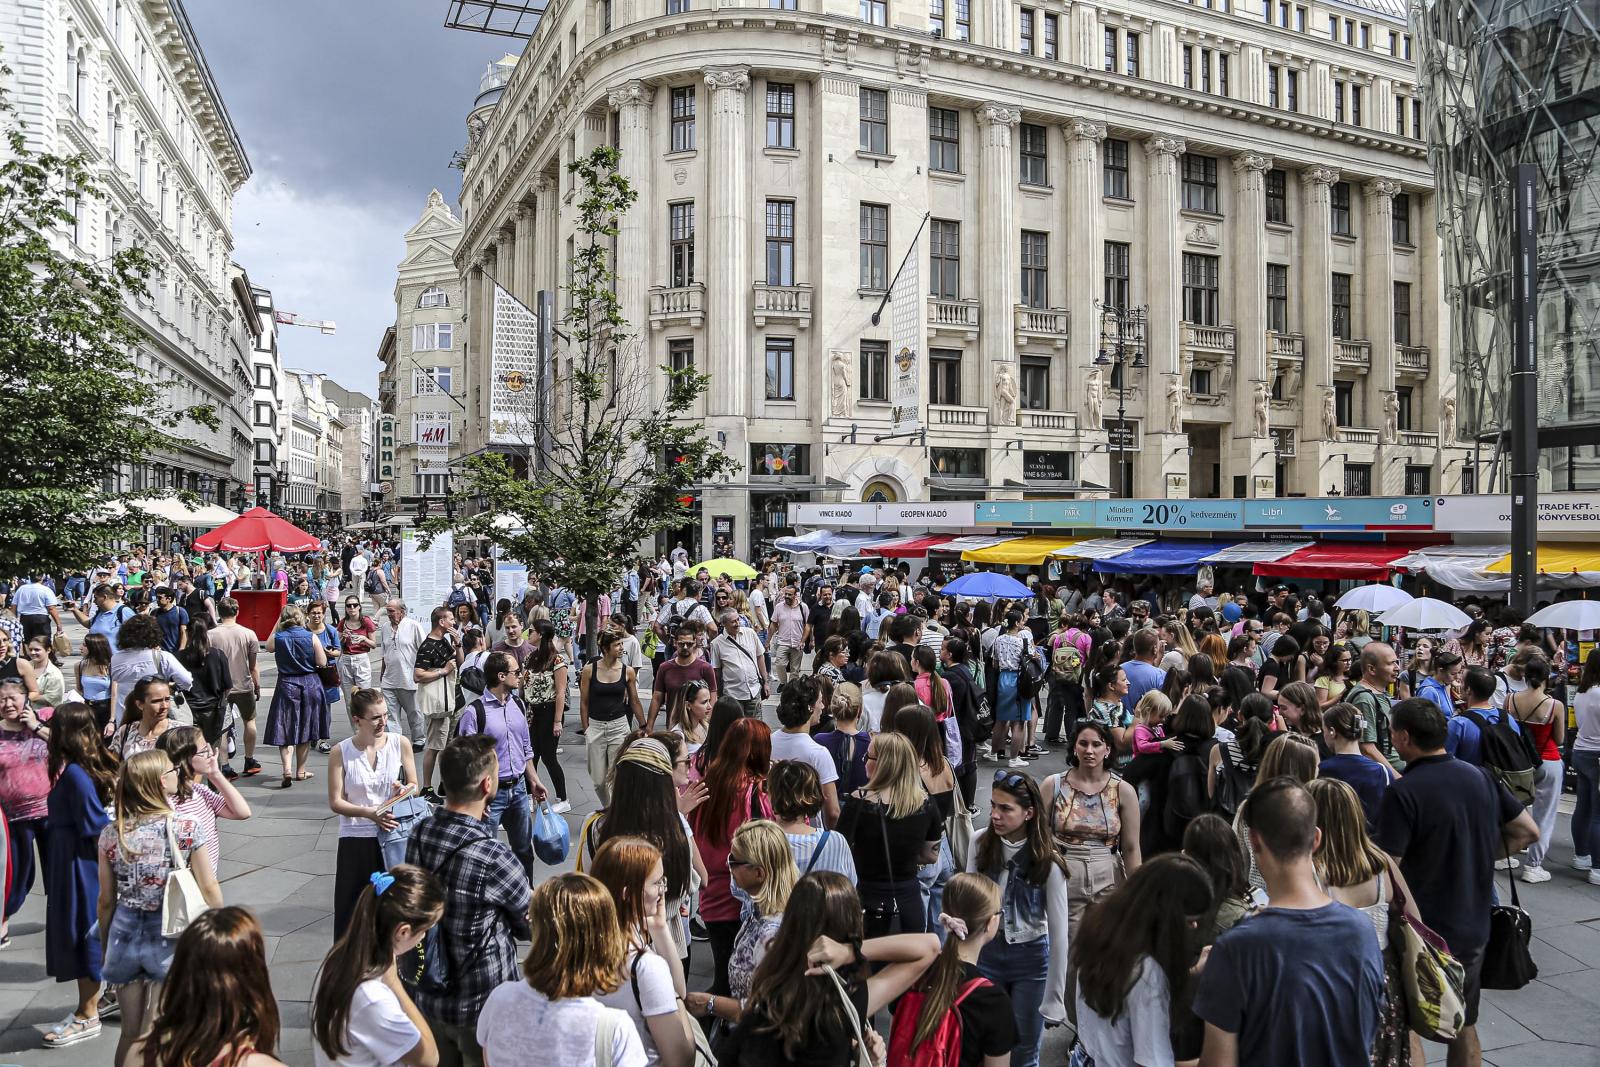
[418,286,449,308]
[412,322,453,351]
[413,366,453,396]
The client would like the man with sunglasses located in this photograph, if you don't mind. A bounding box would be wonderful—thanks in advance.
[648,620,717,731]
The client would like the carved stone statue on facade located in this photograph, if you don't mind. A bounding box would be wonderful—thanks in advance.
[1166,374,1184,434]
[1085,367,1104,428]
[1252,381,1271,439]
[994,363,1019,426]
[1381,391,1400,444]
[1322,388,1339,441]
[829,350,852,418]
[1440,395,1457,442]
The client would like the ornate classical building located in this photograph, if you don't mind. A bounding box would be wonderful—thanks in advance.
[0,0,254,504]
[453,0,1465,554]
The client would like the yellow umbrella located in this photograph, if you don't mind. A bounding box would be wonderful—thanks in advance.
[691,558,758,580]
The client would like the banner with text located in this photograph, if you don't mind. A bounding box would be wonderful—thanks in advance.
[489,284,540,446]
[889,234,921,435]
[1433,493,1600,532]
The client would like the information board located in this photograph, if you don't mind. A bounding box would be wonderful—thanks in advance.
[401,529,453,621]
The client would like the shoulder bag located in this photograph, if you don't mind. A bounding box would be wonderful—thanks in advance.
[161,817,210,937]
[1386,869,1466,1040]
[822,964,879,1067]
[1481,847,1538,990]
[862,800,899,925]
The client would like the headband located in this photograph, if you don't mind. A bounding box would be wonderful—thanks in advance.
[617,737,675,776]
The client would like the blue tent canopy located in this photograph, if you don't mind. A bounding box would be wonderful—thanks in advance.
[1092,540,1242,575]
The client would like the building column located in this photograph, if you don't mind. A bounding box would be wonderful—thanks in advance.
[1064,117,1107,488]
[496,224,517,303]
[1232,152,1274,496]
[1364,178,1401,487]
[1298,168,1338,496]
[533,174,558,308]
[1420,190,1462,489]
[462,255,487,455]
[703,66,750,417]
[978,102,1021,428]
[608,80,655,365]
[513,203,536,309]
[1142,134,1187,497]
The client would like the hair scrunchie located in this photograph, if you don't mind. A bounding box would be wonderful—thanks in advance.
[937,912,969,941]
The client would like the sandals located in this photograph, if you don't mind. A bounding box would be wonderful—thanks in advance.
[43,1014,101,1048]
[295,770,315,781]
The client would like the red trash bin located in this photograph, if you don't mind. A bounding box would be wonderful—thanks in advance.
[232,589,288,642]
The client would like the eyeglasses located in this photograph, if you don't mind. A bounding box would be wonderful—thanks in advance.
[865,751,878,763]
[650,874,670,891]
[727,856,754,869]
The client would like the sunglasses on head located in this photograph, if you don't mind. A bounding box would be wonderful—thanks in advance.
[993,769,1029,792]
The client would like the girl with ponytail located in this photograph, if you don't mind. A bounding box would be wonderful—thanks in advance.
[887,872,1016,1067]
[311,864,443,1067]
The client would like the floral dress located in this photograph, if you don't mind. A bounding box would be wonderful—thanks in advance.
[1088,698,1134,769]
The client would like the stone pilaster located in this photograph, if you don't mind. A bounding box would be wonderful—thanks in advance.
[1299,167,1339,450]
[496,223,517,304]
[609,80,655,368]
[978,102,1021,423]
[1232,152,1274,494]
[513,204,536,310]
[1064,119,1106,421]
[703,66,750,417]
[532,174,557,309]
[1142,135,1186,498]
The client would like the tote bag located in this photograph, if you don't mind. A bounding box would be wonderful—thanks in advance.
[1387,873,1466,1040]
[161,818,210,938]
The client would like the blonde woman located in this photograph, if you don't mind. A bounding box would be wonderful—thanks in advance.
[263,604,328,789]
[837,731,944,937]
[690,820,799,1028]
[1160,621,1198,672]
[97,751,224,1067]
[1308,778,1420,1066]
[1235,732,1320,896]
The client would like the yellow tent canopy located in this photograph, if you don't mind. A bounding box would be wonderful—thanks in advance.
[961,536,1080,565]
[1485,543,1600,574]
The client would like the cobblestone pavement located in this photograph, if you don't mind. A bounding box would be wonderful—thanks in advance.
[1,638,1598,1065]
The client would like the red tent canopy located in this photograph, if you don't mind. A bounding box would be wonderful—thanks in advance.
[192,507,321,554]
[868,535,957,559]
[1253,541,1422,581]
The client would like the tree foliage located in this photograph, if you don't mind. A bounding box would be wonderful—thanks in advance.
[0,64,216,576]
[428,145,734,645]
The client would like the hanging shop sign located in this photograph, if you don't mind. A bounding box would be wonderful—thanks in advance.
[1434,493,1600,532]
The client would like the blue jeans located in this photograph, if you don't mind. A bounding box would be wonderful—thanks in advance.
[1572,749,1600,859]
[101,905,173,985]
[486,777,534,877]
[978,935,1049,1067]
[65,576,86,602]
[917,836,956,940]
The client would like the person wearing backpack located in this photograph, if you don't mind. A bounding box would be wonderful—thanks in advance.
[1155,696,1219,853]
[888,872,1016,1067]
[1448,664,1539,813]
[1496,658,1565,883]
[1071,854,1214,1067]
[1043,618,1088,747]
[1345,642,1404,776]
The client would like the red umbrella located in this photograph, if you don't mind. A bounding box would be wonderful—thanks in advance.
[192,507,321,554]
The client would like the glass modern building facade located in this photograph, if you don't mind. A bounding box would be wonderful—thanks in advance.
[1416,0,1600,489]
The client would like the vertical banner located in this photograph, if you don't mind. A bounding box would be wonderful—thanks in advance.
[489,284,540,446]
[889,234,921,435]
[401,528,453,621]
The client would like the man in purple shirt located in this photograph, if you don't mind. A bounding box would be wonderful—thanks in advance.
[1119,628,1166,715]
[457,651,547,876]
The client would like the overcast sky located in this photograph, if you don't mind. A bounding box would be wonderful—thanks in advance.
[184,0,515,397]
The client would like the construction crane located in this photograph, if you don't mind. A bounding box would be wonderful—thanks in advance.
[273,310,337,335]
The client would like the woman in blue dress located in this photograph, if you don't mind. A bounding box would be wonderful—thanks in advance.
[42,702,116,1048]
[263,605,328,789]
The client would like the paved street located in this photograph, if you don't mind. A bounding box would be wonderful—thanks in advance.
[2,646,1599,1066]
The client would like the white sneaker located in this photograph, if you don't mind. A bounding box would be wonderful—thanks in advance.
[550,798,573,814]
[1494,856,1521,870]
[1007,756,1029,769]
[1590,869,1600,887]
[1574,855,1593,871]
[1520,865,1551,884]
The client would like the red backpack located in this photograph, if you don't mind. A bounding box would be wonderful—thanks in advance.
[887,976,990,1067]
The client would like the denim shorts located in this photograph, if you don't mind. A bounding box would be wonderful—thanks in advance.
[101,905,174,985]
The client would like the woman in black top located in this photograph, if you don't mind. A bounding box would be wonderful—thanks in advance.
[175,620,232,753]
[713,871,938,1067]
[836,732,943,936]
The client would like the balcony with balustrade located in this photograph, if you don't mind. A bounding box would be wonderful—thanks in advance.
[928,297,981,340]
[1334,339,1372,371]
[1014,306,1069,349]
[753,283,812,329]
[1396,345,1431,378]
[1182,322,1236,355]
[648,283,705,330]
[930,404,989,427]
[1021,410,1078,431]
[1398,429,1440,448]
[1339,426,1381,444]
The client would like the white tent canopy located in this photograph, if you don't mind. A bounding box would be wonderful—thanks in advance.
[102,494,238,527]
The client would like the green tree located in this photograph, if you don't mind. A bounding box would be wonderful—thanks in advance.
[429,145,733,653]
[0,65,216,577]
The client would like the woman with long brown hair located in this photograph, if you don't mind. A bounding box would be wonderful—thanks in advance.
[311,864,441,1067]
[128,907,283,1067]
[691,717,774,999]
[522,618,570,813]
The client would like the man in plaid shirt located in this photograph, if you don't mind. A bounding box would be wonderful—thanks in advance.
[405,734,531,1067]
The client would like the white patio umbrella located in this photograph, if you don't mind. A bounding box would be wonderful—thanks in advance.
[1334,584,1414,613]
[1379,597,1472,632]
[1524,600,1600,632]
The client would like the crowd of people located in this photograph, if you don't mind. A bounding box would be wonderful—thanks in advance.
[2,543,1595,1067]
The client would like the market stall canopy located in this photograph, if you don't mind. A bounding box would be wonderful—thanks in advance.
[1252,541,1424,581]
[1334,584,1414,612]
[1392,544,1514,592]
[1485,543,1600,581]
[866,534,957,558]
[1053,537,1152,561]
[691,558,758,580]
[939,534,1020,553]
[192,508,320,554]
[961,535,1080,565]
[1092,540,1243,575]
[1524,600,1600,631]
[1380,596,1472,632]
[773,530,894,556]
[106,494,238,527]
[940,571,1034,599]
[1200,541,1312,564]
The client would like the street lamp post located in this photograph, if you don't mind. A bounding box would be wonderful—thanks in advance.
[1093,301,1148,498]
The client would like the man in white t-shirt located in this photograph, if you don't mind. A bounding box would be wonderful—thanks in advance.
[769,674,840,827]
[348,550,370,592]
[379,599,427,747]
[710,611,768,716]
[655,580,715,649]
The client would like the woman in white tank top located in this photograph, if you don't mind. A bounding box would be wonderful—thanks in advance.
[327,689,417,938]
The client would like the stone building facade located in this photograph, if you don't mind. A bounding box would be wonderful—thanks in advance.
[452,0,1465,554]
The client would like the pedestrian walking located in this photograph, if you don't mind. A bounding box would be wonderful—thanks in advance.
[0,677,51,949]
[769,760,857,881]
[413,607,459,797]
[108,613,194,726]
[520,618,571,814]
[157,724,253,876]
[379,600,426,749]
[337,596,379,704]
[75,632,113,732]
[580,630,643,807]
[456,653,548,879]
[264,605,330,789]
[209,597,263,778]
[328,689,421,937]
[175,620,233,754]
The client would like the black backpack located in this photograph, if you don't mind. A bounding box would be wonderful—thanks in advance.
[1164,744,1213,838]
[1210,745,1255,819]
[1459,707,1541,807]
[399,835,479,996]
